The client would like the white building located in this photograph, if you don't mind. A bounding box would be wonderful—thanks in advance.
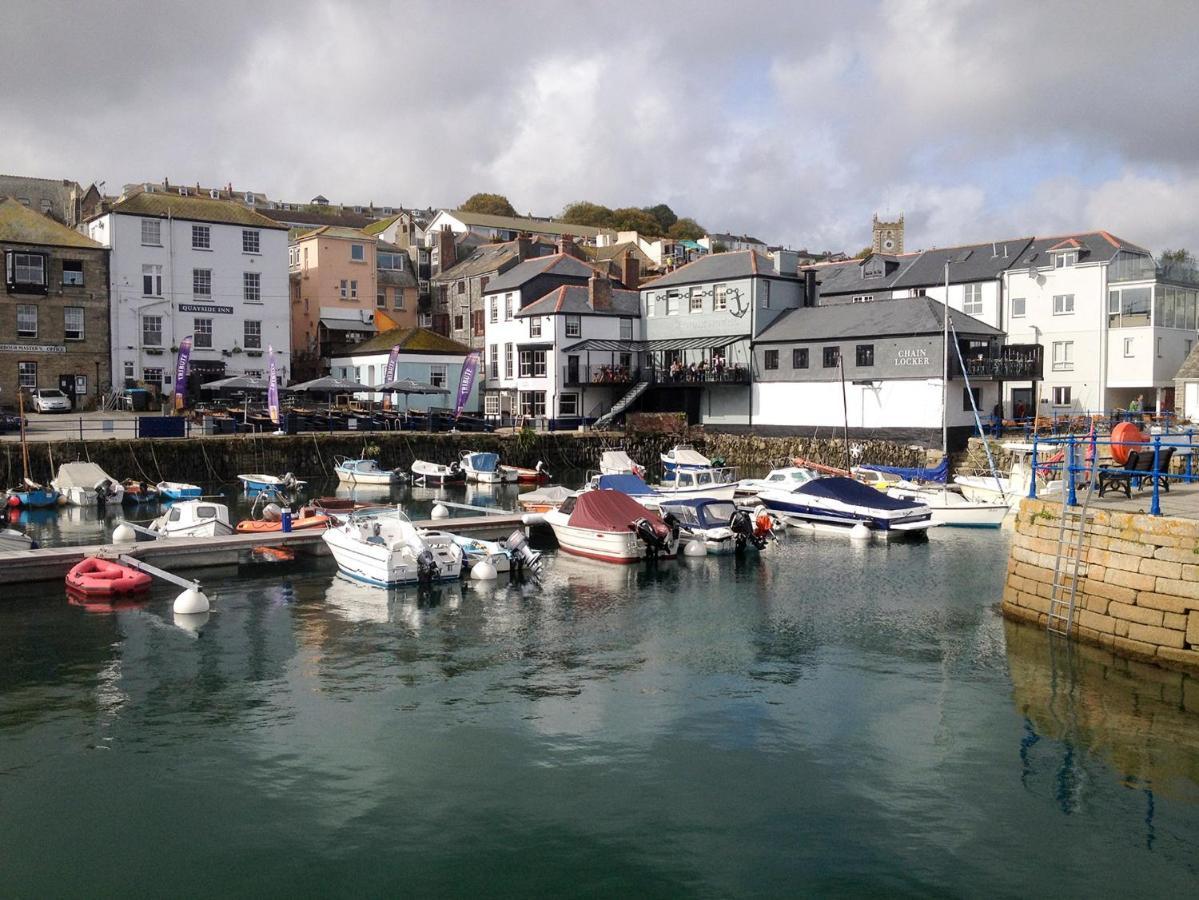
[484,275,640,425]
[86,190,290,396]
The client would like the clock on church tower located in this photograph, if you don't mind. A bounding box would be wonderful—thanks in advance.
[871,213,904,255]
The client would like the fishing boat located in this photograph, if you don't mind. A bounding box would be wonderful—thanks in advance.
[148,500,233,538]
[518,484,576,513]
[599,449,646,478]
[121,480,159,504]
[543,489,680,563]
[884,484,1009,528]
[65,557,152,598]
[237,472,306,494]
[322,506,463,587]
[658,498,771,554]
[334,457,406,486]
[654,466,739,502]
[458,451,518,484]
[51,462,125,506]
[734,466,819,499]
[157,481,203,501]
[411,459,464,486]
[661,444,712,476]
[759,476,935,538]
[0,528,35,551]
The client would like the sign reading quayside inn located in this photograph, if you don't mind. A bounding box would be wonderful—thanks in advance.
[178,304,235,314]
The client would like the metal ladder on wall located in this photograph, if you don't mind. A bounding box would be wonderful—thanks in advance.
[1047,442,1099,637]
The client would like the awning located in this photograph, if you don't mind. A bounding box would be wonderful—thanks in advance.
[562,334,745,353]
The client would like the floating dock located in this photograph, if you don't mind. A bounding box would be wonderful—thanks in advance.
[0,514,528,586]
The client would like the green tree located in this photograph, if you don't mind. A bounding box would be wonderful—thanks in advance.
[611,207,664,235]
[711,241,729,253]
[561,201,615,228]
[853,246,872,259]
[642,203,678,233]
[460,192,517,217]
[667,217,705,241]
[1160,248,1195,266]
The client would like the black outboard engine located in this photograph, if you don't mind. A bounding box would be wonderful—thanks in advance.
[661,511,681,544]
[633,517,671,559]
[416,548,438,584]
[503,530,543,578]
[729,509,767,553]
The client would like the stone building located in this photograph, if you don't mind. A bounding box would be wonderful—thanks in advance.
[871,213,904,254]
[0,197,111,409]
[0,174,104,227]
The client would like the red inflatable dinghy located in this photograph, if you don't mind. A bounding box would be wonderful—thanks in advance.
[66,557,152,598]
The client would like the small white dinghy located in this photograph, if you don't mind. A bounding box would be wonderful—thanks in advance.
[0,528,35,551]
[411,459,464,486]
[51,462,124,506]
[334,457,405,486]
[148,500,233,538]
[885,484,1009,528]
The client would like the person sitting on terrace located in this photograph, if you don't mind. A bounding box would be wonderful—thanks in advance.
[696,360,707,382]
[670,360,683,382]
[687,362,698,381]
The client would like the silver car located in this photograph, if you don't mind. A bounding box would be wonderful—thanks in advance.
[30,388,71,413]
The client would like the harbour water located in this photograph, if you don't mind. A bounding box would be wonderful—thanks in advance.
[3,493,1199,895]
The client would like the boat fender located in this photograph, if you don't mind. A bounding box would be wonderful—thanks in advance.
[262,503,283,523]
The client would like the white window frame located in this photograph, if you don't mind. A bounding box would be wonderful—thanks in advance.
[64,306,85,341]
[714,283,727,311]
[504,343,513,379]
[530,317,542,338]
[350,280,358,300]
[558,393,579,417]
[505,294,514,320]
[565,315,581,338]
[243,319,262,349]
[519,390,546,418]
[620,317,633,340]
[666,290,679,316]
[489,299,498,324]
[350,243,365,261]
[962,283,983,315]
[192,224,211,250]
[16,304,37,338]
[194,317,214,349]
[142,367,164,385]
[484,394,500,416]
[519,349,547,378]
[193,267,212,298]
[18,361,37,389]
[1051,340,1074,372]
[428,363,447,388]
[1052,294,1075,315]
[489,344,498,379]
[339,279,348,299]
[689,287,703,313]
[1011,297,1026,318]
[243,271,261,303]
[242,230,260,254]
[851,294,874,303]
[1052,386,1071,405]
[141,218,161,246]
[142,315,162,347]
[1054,250,1078,268]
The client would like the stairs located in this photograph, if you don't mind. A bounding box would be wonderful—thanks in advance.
[592,380,650,430]
[1047,444,1098,637]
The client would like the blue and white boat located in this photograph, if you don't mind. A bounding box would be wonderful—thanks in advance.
[660,444,711,476]
[760,476,935,539]
[6,485,59,508]
[585,473,663,508]
[336,456,405,486]
[459,451,517,484]
[658,498,769,554]
[156,481,203,501]
[238,472,306,494]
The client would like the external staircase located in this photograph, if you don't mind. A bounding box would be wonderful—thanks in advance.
[592,379,650,430]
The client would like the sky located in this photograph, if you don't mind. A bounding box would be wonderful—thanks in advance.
[3,0,1198,255]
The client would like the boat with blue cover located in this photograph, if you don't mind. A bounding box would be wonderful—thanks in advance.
[760,476,935,538]
[459,451,517,484]
[657,498,770,554]
[660,444,712,476]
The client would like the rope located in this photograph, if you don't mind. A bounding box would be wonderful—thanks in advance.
[129,443,153,482]
[199,440,219,482]
[311,432,327,475]
[149,442,164,482]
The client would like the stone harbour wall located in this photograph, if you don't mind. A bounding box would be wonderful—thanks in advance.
[1004,498,1199,672]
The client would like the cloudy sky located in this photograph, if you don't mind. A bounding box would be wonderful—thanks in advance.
[3,0,1198,254]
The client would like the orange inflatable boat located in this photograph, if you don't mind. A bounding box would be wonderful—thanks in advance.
[65,557,152,598]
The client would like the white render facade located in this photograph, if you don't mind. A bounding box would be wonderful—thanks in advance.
[86,199,290,394]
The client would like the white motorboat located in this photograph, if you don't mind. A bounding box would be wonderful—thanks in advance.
[411,459,464,486]
[0,528,35,551]
[734,466,819,499]
[658,498,771,554]
[335,457,405,485]
[51,462,124,506]
[661,444,711,476]
[599,450,646,478]
[953,442,1062,507]
[322,506,463,587]
[148,500,233,538]
[421,529,544,576]
[459,451,517,484]
[238,472,306,494]
[760,476,935,539]
[544,489,680,563]
[885,484,1010,528]
[654,466,739,502]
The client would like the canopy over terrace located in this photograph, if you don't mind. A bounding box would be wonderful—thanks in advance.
[562,334,749,383]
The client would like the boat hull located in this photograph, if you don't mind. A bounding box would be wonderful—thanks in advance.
[886,487,1009,528]
[335,469,397,485]
[8,490,59,508]
[322,527,461,587]
[651,482,738,503]
[760,494,933,538]
[544,516,677,564]
[158,483,203,501]
[411,461,464,485]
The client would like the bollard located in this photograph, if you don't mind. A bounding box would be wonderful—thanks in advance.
[1066,434,1077,507]
[1151,435,1162,516]
[1029,434,1038,499]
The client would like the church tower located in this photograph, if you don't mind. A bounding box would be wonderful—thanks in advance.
[871,213,904,254]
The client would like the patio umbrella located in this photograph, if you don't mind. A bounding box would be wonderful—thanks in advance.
[378,378,450,395]
[200,374,275,391]
[287,376,374,393]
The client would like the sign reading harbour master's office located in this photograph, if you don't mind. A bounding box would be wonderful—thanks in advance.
[894,348,930,366]
[0,343,66,354]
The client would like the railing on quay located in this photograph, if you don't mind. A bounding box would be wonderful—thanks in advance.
[985,409,1179,439]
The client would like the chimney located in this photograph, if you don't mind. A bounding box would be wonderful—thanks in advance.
[163,176,170,190]
[804,268,818,307]
[620,250,640,290]
[516,231,533,261]
[558,233,582,259]
[774,249,798,275]
[589,272,612,311]
[436,224,456,273]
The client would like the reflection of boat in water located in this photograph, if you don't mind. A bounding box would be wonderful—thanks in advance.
[323,572,463,626]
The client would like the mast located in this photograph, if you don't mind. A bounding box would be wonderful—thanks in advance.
[838,353,851,473]
[18,390,30,484]
[942,260,950,458]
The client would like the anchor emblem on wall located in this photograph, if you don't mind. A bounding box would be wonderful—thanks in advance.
[727,287,748,318]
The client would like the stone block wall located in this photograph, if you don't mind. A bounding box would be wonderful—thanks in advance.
[1004,498,1199,671]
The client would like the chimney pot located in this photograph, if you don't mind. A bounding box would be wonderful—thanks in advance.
[589,272,612,310]
[620,250,640,290]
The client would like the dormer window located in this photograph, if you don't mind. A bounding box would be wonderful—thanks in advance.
[1054,251,1078,268]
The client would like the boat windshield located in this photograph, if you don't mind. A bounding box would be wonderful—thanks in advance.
[695,471,713,486]
[197,505,217,518]
[696,501,736,525]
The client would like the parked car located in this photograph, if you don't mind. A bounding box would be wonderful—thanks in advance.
[0,405,22,433]
[28,388,72,413]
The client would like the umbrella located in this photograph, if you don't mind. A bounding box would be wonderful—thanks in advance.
[200,374,275,391]
[378,378,450,395]
[287,376,374,393]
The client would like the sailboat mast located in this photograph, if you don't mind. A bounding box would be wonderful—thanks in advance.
[18,390,30,483]
[942,261,950,459]
[838,354,851,473]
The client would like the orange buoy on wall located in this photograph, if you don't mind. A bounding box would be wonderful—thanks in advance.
[1110,421,1148,465]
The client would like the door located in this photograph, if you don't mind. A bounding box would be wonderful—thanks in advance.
[1010,387,1033,419]
[58,374,76,410]
[567,355,580,385]
[74,375,88,407]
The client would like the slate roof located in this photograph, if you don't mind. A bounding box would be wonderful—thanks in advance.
[813,255,915,296]
[1011,231,1148,268]
[890,238,1035,288]
[443,209,613,239]
[1174,343,1199,382]
[0,175,81,224]
[516,284,641,318]
[295,225,371,241]
[345,326,474,357]
[99,191,288,229]
[641,250,795,289]
[258,207,374,229]
[0,197,104,248]
[756,296,1002,343]
[431,241,522,283]
[483,252,605,293]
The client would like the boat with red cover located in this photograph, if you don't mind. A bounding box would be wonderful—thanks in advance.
[543,489,680,563]
[66,557,152,598]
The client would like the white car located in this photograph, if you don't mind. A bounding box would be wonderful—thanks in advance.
[29,388,71,413]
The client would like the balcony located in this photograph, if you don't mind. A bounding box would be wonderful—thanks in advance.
[959,343,1043,381]
[562,364,751,387]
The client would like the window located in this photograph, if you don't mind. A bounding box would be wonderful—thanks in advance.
[1052,386,1071,405]
[395,289,405,310]
[16,304,37,338]
[61,260,84,286]
[143,367,163,385]
[484,394,500,416]
[457,280,466,295]
[764,349,779,370]
[350,243,365,261]
[666,290,679,316]
[454,314,464,331]
[714,284,728,311]
[792,348,808,369]
[962,283,983,315]
[75,375,88,397]
[64,307,84,341]
[856,344,875,367]
[17,361,36,389]
[565,315,581,338]
[142,315,162,346]
[7,251,47,289]
[142,264,162,296]
[193,268,212,298]
[489,300,498,323]
[244,272,261,303]
[690,288,703,312]
[1011,297,1026,318]
[1052,294,1074,315]
[1054,251,1077,268]
[962,387,981,411]
[141,219,161,246]
[1052,340,1074,371]
[519,349,547,377]
[505,294,513,320]
[243,320,261,350]
[504,343,513,378]
[1188,339,1194,357]
[1157,337,1163,358]
[350,280,358,300]
[429,364,447,388]
[762,281,771,308]
[851,294,874,303]
[559,393,579,417]
[519,390,546,417]
[242,230,260,254]
[620,317,633,340]
[530,317,542,338]
[194,318,213,349]
[339,279,348,299]
[123,361,134,381]
[377,292,387,308]
[1124,337,1135,358]
[823,346,840,368]
[192,225,210,250]
[489,344,498,379]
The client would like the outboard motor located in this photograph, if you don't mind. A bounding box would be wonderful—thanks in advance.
[416,548,438,584]
[633,516,672,559]
[281,472,300,492]
[503,530,543,578]
[729,509,767,552]
[535,461,550,480]
[661,511,681,544]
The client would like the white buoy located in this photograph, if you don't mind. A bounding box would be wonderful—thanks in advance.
[431,503,449,519]
[173,586,210,614]
[849,523,872,542]
[470,559,498,580]
[174,611,210,633]
[112,522,137,543]
[684,539,708,557]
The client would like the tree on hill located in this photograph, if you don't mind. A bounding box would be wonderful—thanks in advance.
[667,217,705,241]
[561,201,615,228]
[1161,248,1195,266]
[643,204,678,233]
[611,207,664,235]
[460,193,517,217]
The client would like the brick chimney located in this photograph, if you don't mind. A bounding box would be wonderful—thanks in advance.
[558,233,582,259]
[516,231,533,261]
[620,250,639,290]
[589,272,612,311]
[436,224,456,274]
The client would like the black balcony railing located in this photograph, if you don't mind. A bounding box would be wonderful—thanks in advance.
[960,344,1043,381]
[561,364,750,387]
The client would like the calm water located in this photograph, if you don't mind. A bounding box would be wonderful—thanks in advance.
[3,520,1199,895]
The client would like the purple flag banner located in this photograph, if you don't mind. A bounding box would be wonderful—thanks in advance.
[173,335,193,412]
[454,350,480,417]
[267,344,279,425]
[384,344,401,383]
